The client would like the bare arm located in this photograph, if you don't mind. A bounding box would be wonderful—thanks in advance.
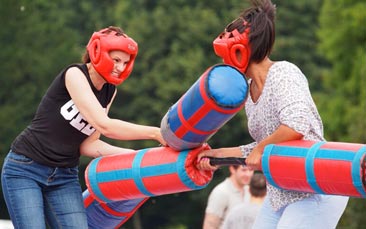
[203,213,222,229]
[246,124,303,170]
[79,91,135,157]
[65,67,165,145]
[79,131,135,158]
[197,125,302,171]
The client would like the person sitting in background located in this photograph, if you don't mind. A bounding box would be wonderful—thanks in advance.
[222,172,267,229]
[202,165,254,229]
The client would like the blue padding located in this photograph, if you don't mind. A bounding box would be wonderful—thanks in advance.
[179,80,235,133]
[207,65,248,107]
[176,150,209,190]
[83,190,126,229]
[262,144,281,189]
[96,159,178,183]
[181,81,205,120]
[83,190,123,228]
[169,103,181,132]
[140,163,177,177]
[352,146,366,197]
[132,149,154,197]
[107,198,146,212]
[305,141,326,194]
[83,190,146,229]
[88,157,110,203]
[97,169,133,182]
[269,145,308,157]
[315,149,357,161]
[166,64,247,144]
[263,144,309,190]
[194,110,234,132]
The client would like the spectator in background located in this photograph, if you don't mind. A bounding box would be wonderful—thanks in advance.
[222,172,267,229]
[203,165,254,229]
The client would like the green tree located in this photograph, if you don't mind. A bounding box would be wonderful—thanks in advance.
[1,0,364,227]
[272,0,326,91]
[0,0,118,219]
[317,0,366,228]
[0,1,79,153]
[317,0,366,143]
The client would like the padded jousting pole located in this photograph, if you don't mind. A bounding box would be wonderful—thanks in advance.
[83,64,248,228]
[83,189,148,229]
[85,145,213,203]
[262,140,366,197]
[161,64,248,150]
[209,140,366,198]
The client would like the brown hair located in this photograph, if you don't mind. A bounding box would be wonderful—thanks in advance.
[249,172,267,197]
[238,0,276,63]
[82,26,125,63]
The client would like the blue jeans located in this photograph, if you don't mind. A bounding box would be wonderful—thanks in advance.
[1,151,88,229]
[252,194,349,229]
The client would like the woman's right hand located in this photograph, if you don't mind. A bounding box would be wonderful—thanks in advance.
[196,148,221,171]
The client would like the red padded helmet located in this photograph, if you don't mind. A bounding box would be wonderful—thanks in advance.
[213,19,251,73]
[87,28,138,85]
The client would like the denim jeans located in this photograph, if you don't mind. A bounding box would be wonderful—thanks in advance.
[1,151,88,229]
[252,193,349,229]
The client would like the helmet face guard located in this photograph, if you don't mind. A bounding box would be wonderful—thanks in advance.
[213,20,251,73]
[87,28,138,85]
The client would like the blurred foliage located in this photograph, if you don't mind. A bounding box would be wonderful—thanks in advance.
[317,0,366,143]
[0,0,365,228]
[316,1,366,228]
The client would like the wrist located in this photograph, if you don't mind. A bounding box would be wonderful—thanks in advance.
[145,126,157,140]
[151,127,160,140]
[239,145,249,158]
[255,143,266,152]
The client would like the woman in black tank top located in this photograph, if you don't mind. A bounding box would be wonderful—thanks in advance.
[2,26,166,229]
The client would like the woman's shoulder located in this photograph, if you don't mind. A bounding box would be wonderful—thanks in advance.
[265,61,309,97]
[65,63,87,73]
[271,61,302,74]
[269,61,306,82]
[57,63,86,79]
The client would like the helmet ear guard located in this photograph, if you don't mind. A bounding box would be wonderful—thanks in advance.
[88,39,102,64]
[213,20,251,73]
[87,29,138,85]
[230,44,250,69]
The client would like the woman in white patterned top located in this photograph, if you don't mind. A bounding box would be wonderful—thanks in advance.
[197,0,349,228]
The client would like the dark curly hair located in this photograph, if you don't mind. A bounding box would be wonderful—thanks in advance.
[226,0,276,63]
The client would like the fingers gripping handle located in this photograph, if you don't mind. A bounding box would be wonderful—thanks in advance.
[207,157,246,166]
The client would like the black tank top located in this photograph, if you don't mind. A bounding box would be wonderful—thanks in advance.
[11,64,116,167]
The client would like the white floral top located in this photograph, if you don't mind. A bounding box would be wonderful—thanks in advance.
[241,61,324,211]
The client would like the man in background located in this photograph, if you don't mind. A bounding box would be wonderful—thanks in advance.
[222,171,267,229]
[203,165,254,229]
